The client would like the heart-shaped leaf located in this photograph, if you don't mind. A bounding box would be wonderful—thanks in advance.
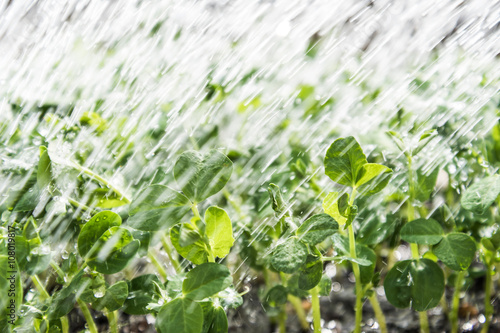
[433,232,476,271]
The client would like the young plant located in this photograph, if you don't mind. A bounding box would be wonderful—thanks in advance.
[322,136,392,333]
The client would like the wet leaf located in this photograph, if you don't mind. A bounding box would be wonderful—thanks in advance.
[461,175,500,215]
[182,263,232,301]
[400,218,444,245]
[324,136,367,187]
[171,223,209,265]
[174,150,233,203]
[296,213,338,245]
[93,281,129,311]
[298,255,323,290]
[323,192,347,225]
[205,206,234,259]
[356,163,392,196]
[123,274,161,315]
[384,259,444,311]
[265,285,288,307]
[156,298,203,333]
[78,211,122,257]
[433,232,476,271]
[271,238,308,274]
[127,185,191,231]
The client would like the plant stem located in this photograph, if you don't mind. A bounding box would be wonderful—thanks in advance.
[106,310,119,333]
[161,234,181,273]
[77,298,98,333]
[347,187,363,333]
[191,203,202,220]
[77,164,131,203]
[288,295,309,331]
[61,316,69,333]
[481,263,493,333]
[67,197,95,213]
[147,249,167,280]
[31,275,50,301]
[450,270,465,333]
[368,293,387,333]
[278,307,287,333]
[310,286,322,333]
[50,260,66,280]
[407,156,429,333]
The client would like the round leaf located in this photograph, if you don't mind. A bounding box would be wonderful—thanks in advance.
[182,263,232,300]
[433,232,476,271]
[271,238,308,274]
[78,211,122,257]
[297,213,339,245]
[156,298,203,333]
[265,285,288,307]
[384,259,444,311]
[461,175,500,215]
[400,218,444,245]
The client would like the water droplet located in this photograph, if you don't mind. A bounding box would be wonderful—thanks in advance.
[94,290,105,298]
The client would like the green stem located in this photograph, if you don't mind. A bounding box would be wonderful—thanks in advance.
[451,271,465,333]
[77,299,98,333]
[278,307,287,333]
[106,310,119,333]
[368,293,387,333]
[191,203,202,220]
[161,234,182,273]
[407,156,429,333]
[310,286,322,333]
[50,260,66,280]
[61,316,69,333]
[147,249,168,280]
[67,197,95,213]
[31,275,50,301]
[346,187,363,333]
[288,295,309,331]
[481,263,493,333]
[77,164,131,203]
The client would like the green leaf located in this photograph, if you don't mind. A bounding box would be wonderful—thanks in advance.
[356,163,392,196]
[323,192,347,225]
[400,218,444,245]
[127,185,191,231]
[83,226,140,274]
[298,255,323,290]
[89,188,129,208]
[433,233,476,271]
[384,259,444,311]
[331,234,375,283]
[123,274,161,315]
[271,238,308,274]
[47,271,90,319]
[156,298,203,333]
[174,150,233,203]
[93,281,128,311]
[415,167,439,202]
[208,307,228,333]
[265,285,288,307]
[268,183,289,217]
[355,163,391,187]
[297,213,339,245]
[37,146,53,190]
[386,131,407,155]
[318,274,332,296]
[205,206,234,259]
[461,175,500,215]
[171,224,209,265]
[78,211,122,257]
[132,230,151,257]
[182,263,233,300]
[413,129,437,156]
[324,136,367,187]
